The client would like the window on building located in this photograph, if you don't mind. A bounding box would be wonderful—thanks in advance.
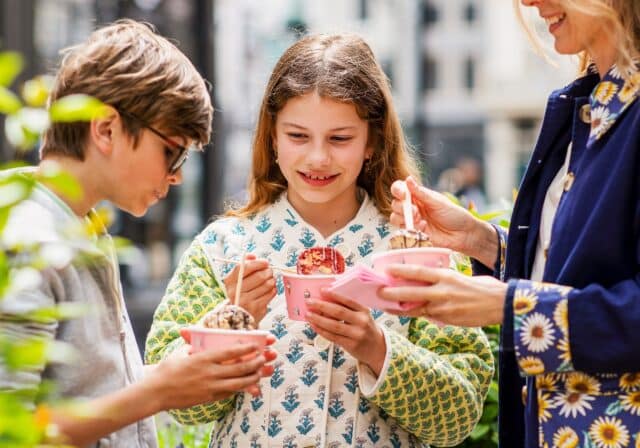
[421,55,437,91]
[421,1,438,27]
[464,57,476,91]
[359,0,368,20]
[463,2,477,24]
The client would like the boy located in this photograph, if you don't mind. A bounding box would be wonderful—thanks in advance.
[0,20,274,447]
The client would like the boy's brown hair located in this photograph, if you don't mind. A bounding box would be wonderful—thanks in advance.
[228,33,420,218]
[41,19,212,159]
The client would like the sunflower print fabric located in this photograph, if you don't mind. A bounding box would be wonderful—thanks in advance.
[512,278,640,448]
[588,65,640,147]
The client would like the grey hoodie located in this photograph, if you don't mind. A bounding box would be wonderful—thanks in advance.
[0,168,157,448]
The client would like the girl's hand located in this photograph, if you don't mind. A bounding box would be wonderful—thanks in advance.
[306,290,386,376]
[390,176,497,265]
[378,264,507,327]
[223,254,277,323]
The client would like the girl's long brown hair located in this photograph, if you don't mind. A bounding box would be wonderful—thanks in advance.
[227,33,420,218]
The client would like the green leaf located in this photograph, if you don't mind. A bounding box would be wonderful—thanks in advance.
[443,191,462,206]
[1,337,47,371]
[35,169,82,201]
[0,52,24,87]
[21,75,54,107]
[605,399,623,416]
[478,210,508,222]
[22,303,89,323]
[0,86,22,114]
[49,94,109,122]
[4,113,41,150]
[17,107,50,134]
[469,423,490,440]
[0,250,9,298]
[486,380,499,402]
[0,175,34,208]
[480,402,499,423]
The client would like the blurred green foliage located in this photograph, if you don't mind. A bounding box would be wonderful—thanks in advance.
[0,49,106,447]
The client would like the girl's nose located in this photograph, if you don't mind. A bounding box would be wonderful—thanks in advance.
[307,142,331,166]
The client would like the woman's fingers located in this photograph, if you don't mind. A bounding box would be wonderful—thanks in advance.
[386,264,442,284]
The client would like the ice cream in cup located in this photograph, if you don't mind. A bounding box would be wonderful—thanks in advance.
[183,301,269,358]
[282,247,345,321]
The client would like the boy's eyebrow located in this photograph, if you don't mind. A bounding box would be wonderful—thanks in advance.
[281,122,358,132]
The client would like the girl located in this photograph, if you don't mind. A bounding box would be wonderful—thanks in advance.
[146,33,493,447]
[381,1,640,447]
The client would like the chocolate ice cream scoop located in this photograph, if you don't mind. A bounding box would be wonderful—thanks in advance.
[202,302,256,330]
[389,228,432,250]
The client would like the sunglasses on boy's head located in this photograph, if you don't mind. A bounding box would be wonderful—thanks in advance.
[118,110,192,175]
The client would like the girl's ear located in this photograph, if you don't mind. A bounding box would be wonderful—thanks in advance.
[89,107,118,156]
[365,146,374,161]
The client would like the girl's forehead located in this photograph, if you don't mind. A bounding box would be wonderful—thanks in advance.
[277,93,363,124]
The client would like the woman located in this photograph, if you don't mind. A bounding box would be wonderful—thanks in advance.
[380,1,640,447]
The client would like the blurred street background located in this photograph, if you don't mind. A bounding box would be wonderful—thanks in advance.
[0,0,575,352]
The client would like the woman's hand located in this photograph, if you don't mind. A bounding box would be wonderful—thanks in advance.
[146,332,277,411]
[223,254,277,323]
[378,264,507,327]
[306,290,386,376]
[390,176,497,266]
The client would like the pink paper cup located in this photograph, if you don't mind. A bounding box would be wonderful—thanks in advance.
[183,327,270,357]
[371,247,452,286]
[281,273,336,321]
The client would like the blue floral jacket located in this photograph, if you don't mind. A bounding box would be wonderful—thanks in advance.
[475,67,640,448]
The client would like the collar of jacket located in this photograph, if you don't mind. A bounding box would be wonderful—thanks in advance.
[587,64,640,147]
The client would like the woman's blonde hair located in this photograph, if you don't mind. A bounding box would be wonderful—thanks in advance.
[514,0,640,77]
[42,19,212,159]
[227,33,420,218]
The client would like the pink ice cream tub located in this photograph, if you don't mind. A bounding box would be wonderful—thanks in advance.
[281,273,336,321]
[371,247,451,285]
[184,327,271,353]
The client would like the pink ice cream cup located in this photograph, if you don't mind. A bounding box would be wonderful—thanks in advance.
[281,273,336,321]
[371,247,452,285]
[183,327,271,354]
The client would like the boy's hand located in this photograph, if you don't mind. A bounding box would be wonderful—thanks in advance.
[305,291,386,376]
[223,254,276,323]
[146,334,277,411]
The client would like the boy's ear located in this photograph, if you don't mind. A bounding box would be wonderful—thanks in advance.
[89,106,118,155]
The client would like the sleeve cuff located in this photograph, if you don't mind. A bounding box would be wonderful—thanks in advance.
[511,279,575,376]
[357,326,393,397]
[471,224,506,279]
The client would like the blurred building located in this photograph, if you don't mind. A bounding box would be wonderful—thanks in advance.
[1,0,577,347]
[215,0,575,207]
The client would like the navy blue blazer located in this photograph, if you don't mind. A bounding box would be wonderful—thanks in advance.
[476,71,640,447]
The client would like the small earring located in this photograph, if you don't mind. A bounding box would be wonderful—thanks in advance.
[274,148,279,164]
